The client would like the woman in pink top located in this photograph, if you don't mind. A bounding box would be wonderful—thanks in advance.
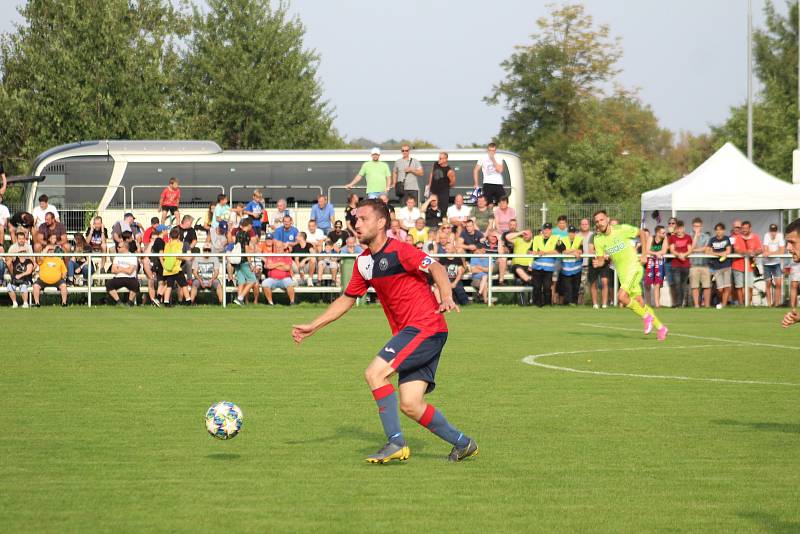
[493,196,516,233]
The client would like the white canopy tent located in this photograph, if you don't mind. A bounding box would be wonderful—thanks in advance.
[641,142,800,235]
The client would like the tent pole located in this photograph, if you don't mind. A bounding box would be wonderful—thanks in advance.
[747,0,754,161]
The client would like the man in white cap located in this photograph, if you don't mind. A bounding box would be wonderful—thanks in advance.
[347,147,391,199]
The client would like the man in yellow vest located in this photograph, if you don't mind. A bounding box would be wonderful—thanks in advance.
[530,223,560,306]
[556,225,583,305]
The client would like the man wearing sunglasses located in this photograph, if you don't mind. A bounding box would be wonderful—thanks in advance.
[392,145,423,203]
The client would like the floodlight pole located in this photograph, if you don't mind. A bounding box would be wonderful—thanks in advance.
[747,0,754,161]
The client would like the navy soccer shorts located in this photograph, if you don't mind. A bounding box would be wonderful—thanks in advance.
[377,326,448,393]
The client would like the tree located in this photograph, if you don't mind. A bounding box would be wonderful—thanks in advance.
[0,0,187,174]
[177,0,338,149]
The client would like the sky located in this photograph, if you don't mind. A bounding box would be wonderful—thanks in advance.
[0,0,784,147]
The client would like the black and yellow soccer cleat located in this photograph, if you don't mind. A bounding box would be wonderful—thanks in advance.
[365,442,410,464]
[447,438,478,462]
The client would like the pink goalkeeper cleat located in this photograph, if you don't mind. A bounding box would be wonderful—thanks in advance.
[657,326,668,341]
[643,314,654,335]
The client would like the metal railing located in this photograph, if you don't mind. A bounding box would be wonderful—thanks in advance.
[328,185,366,205]
[229,185,324,205]
[130,185,224,209]
[523,202,641,228]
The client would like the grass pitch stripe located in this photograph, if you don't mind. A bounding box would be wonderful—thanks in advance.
[523,345,800,387]
[579,323,800,351]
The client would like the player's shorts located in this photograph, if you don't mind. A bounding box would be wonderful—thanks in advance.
[618,269,643,298]
[377,326,448,394]
[162,205,178,214]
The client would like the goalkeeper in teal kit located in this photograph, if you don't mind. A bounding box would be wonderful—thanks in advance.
[592,210,668,340]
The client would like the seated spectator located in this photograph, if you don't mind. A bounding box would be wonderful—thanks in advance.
[269,198,295,231]
[379,193,396,219]
[707,222,733,308]
[310,195,335,235]
[501,218,519,255]
[85,216,109,273]
[421,194,444,229]
[5,231,34,308]
[274,215,300,245]
[762,223,785,307]
[35,212,69,252]
[396,196,421,231]
[112,213,143,248]
[409,218,429,246]
[32,194,59,227]
[244,190,265,236]
[68,234,92,286]
[472,195,494,234]
[327,220,348,249]
[289,232,315,286]
[458,219,484,253]
[142,217,161,245]
[161,227,191,307]
[250,235,272,303]
[469,243,490,302]
[210,221,229,254]
[9,210,34,241]
[484,231,508,285]
[179,215,198,251]
[159,176,181,225]
[191,246,223,304]
[212,194,230,229]
[199,200,216,234]
[317,240,340,286]
[504,229,535,291]
[306,219,326,249]
[341,235,362,255]
[262,241,296,305]
[557,225,582,305]
[231,218,258,306]
[228,202,245,229]
[32,237,68,307]
[493,196,516,233]
[387,219,408,241]
[436,242,469,305]
[106,240,140,306]
[446,194,471,231]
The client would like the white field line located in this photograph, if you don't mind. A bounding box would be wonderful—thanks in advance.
[522,345,800,387]
[578,323,800,351]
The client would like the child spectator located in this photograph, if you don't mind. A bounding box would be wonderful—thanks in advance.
[232,218,258,306]
[316,240,340,286]
[668,220,692,307]
[244,190,265,236]
[68,234,92,286]
[32,194,59,227]
[212,194,230,229]
[707,222,733,308]
[645,225,667,308]
[161,227,191,306]
[159,177,181,224]
[5,231,33,308]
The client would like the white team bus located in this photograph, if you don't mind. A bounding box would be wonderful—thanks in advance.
[24,140,525,232]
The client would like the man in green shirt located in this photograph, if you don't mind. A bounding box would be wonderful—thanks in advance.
[347,147,391,199]
[592,210,668,340]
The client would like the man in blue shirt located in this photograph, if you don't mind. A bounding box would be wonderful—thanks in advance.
[469,243,490,303]
[273,215,299,244]
[310,195,335,234]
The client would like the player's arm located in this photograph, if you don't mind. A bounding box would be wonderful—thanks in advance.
[292,295,356,343]
[429,260,459,313]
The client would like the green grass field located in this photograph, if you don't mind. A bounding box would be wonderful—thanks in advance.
[1,305,798,532]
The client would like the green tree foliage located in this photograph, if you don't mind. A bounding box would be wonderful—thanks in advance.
[0,0,188,174]
[713,0,798,180]
[486,3,677,205]
[177,0,338,149]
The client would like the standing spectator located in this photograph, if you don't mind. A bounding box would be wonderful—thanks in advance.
[396,196,421,231]
[291,231,317,286]
[664,217,677,296]
[707,222,733,308]
[557,225,582,305]
[262,240,297,305]
[32,194,60,227]
[689,217,712,308]
[426,152,456,214]
[32,238,68,307]
[421,194,444,229]
[436,242,469,305]
[105,241,140,306]
[644,225,667,308]
[493,196,516,233]
[9,210,34,241]
[762,223,785,307]
[306,219,326,249]
[327,220,348,249]
[587,229,610,309]
[458,219,484,253]
[274,215,300,245]
[231,219,258,306]
[0,194,9,246]
[392,144,424,202]
[553,215,569,238]
[731,220,762,305]
[35,212,69,252]
[472,143,506,205]
[310,195,335,235]
[212,194,230,229]
[472,196,494,234]
[244,190,265,236]
[269,198,295,231]
[159,177,181,224]
[347,148,391,199]
[446,194,472,231]
[5,231,33,308]
[667,220,692,307]
[578,218,593,303]
[530,223,560,307]
[161,227,191,306]
[469,243,490,303]
[387,219,408,242]
[191,246,223,304]
[344,193,360,235]
[409,218,430,246]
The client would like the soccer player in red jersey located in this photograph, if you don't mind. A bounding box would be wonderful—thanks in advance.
[159,177,181,225]
[292,199,478,463]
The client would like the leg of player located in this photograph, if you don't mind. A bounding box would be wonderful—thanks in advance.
[619,286,668,341]
[363,357,408,464]
[399,380,478,462]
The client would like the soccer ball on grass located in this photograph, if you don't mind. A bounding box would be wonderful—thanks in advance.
[205,401,243,440]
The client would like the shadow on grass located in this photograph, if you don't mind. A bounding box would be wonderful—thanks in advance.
[285,425,435,456]
[739,511,800,533]
[713,419,800,434]
[206,452,241,460]
[565,330,636,340]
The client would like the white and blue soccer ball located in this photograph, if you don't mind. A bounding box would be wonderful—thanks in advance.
[205,401,243,440]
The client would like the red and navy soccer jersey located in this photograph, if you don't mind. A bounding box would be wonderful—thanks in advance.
[345,238,447,335]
